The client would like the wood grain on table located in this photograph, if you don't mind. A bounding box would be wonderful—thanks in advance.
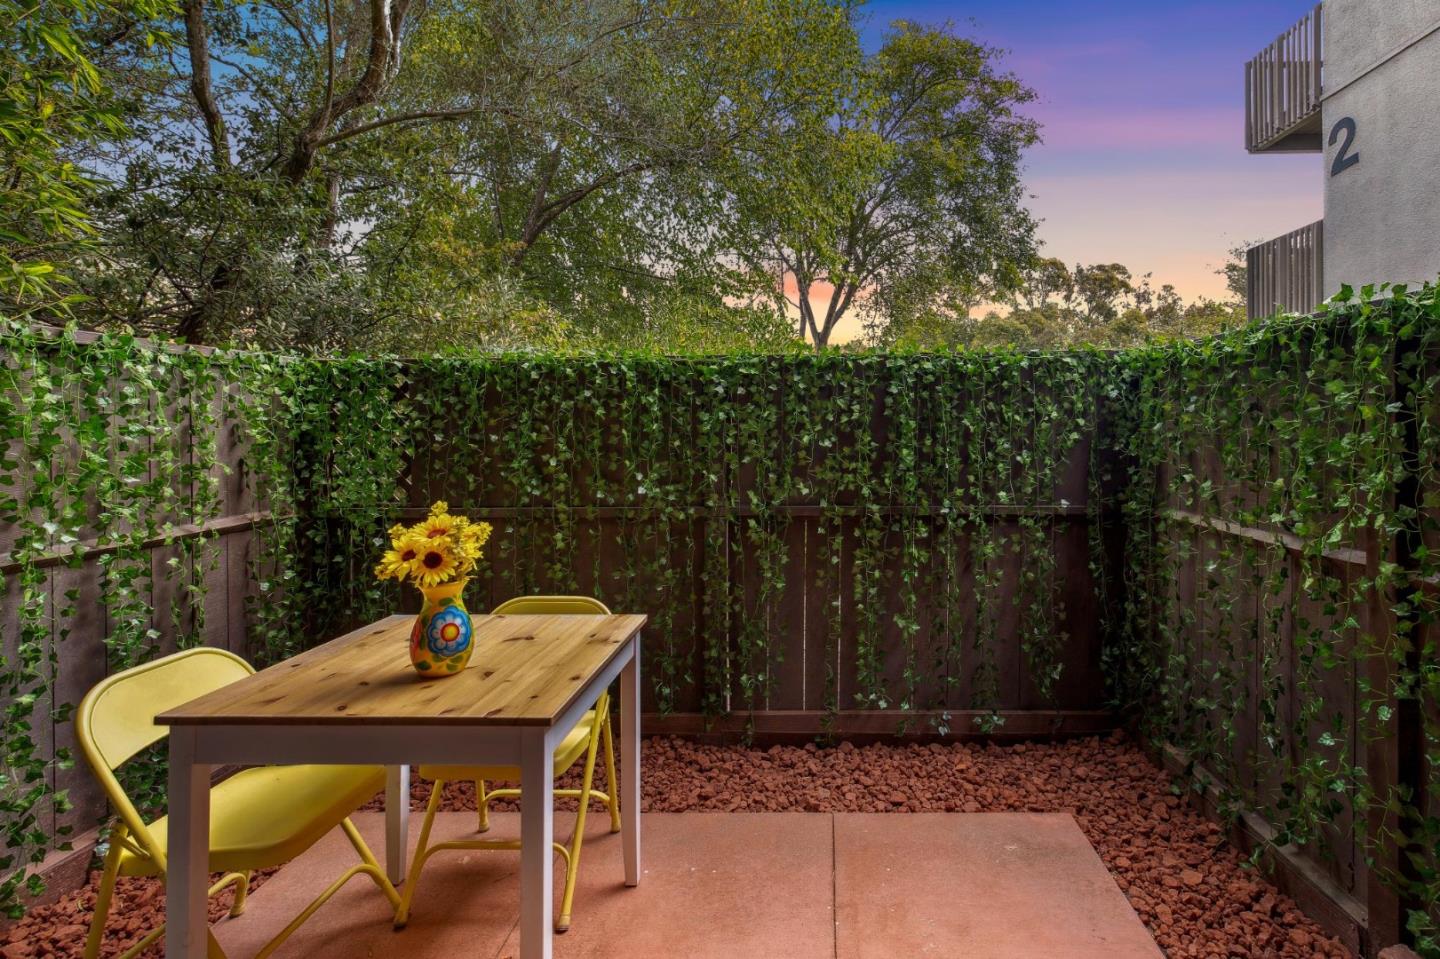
[157,613,646,728]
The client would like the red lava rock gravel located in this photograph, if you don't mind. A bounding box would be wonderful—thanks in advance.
[2,866,275,958]
[4,731,1350,958]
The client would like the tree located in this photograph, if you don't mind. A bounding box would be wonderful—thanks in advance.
[1013,256,1072,310]
[1071,262,1133,322]
[874,256,1247,350]
[1220,241,1250,306]
[737,20,1039,348]
[70,0,857,349]
[366,0,855,339]
[1,0,175,314]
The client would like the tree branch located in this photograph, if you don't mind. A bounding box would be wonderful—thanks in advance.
[323,0,336,120]
[519,142,565,244]
[282,0,416,183]
[181,0,230,170]
[509,158,656,263]
[316,105,483,148]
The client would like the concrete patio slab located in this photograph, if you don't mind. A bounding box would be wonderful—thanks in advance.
[213,811,835,959]
[214,809,525,958]
[495,812,834,959]
[212,811,1160,958]
[834,813,1163,959]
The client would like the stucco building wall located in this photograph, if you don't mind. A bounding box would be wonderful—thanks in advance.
[1321,0,1440,290]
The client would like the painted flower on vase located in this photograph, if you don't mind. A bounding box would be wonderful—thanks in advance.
[426,605,471,657]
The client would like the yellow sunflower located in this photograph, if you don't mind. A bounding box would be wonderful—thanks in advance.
[376,534,427,582]
[459,521,493,559]
[410,539,462,588]
[417,511,460,540]
[376,503,491,587]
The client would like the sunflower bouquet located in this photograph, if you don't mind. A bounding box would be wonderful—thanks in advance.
[375,501,493,589]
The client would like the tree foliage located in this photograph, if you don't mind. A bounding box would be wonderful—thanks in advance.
[876,253,1247,350]
[57,0,856,349]
[1,0,175,312]
[736,20,1039,347]
[14,1,1241,352]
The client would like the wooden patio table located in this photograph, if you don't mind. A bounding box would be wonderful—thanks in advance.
[157,612,646,959]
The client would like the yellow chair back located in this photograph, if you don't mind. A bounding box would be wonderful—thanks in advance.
[491,595,611,615]
[75,647,254,871]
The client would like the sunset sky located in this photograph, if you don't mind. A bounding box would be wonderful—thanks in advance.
[826,0,1324,341]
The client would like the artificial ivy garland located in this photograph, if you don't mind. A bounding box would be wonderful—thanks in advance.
[1,287,1438,945]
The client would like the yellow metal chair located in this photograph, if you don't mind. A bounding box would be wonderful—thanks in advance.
[396,595,622,933]
[76,647,401,959]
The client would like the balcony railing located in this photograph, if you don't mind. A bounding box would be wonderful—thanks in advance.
[1244,3,1324,153]
[1246,220,1324,318]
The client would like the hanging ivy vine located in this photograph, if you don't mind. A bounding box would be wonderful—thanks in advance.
[0,320,300,913]
[2,287,1439,942]
[1111,284,1440,950]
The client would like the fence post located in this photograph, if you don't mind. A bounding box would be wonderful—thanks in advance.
[1390,327,1428,953]
[1361,326,1427,955]
[1363,515,1404,954]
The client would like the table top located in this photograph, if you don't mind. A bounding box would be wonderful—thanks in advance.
[157,613,646,728]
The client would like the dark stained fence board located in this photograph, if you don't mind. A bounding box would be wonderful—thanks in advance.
[767,518,810,712]
[51,563,107,839]
[1298,556,1360,895]
[1023,522,1105,710]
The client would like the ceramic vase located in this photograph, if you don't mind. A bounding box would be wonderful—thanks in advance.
[409,578,474,678]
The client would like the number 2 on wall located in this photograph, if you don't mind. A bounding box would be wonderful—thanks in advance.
[1329,117,1359,176]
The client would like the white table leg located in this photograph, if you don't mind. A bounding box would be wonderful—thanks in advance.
[621,635,641,887]
[385,764,410,884]
[166,727,210,958]
[519,729,554,959]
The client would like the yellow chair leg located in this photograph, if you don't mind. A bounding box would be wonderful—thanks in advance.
[83,837,125,959]
[339,818,400,909]
[86,814,384,958]
[395,780,447,928]
[601,710,622,833]
[108,872,247,959]
[476,778,490,833]
[254,819,398,959]
[557,713,605,933]
[228,870,251,917]
[254,862,384,959]
[114,924,166,959]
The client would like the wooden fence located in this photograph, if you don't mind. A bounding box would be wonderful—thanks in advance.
[0,326,288,901]
[1142,317,1439,956]
[5,322,1437,956]
[395,502,1120,741]
[305,356,1130,741]
[0,343,1130,907]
